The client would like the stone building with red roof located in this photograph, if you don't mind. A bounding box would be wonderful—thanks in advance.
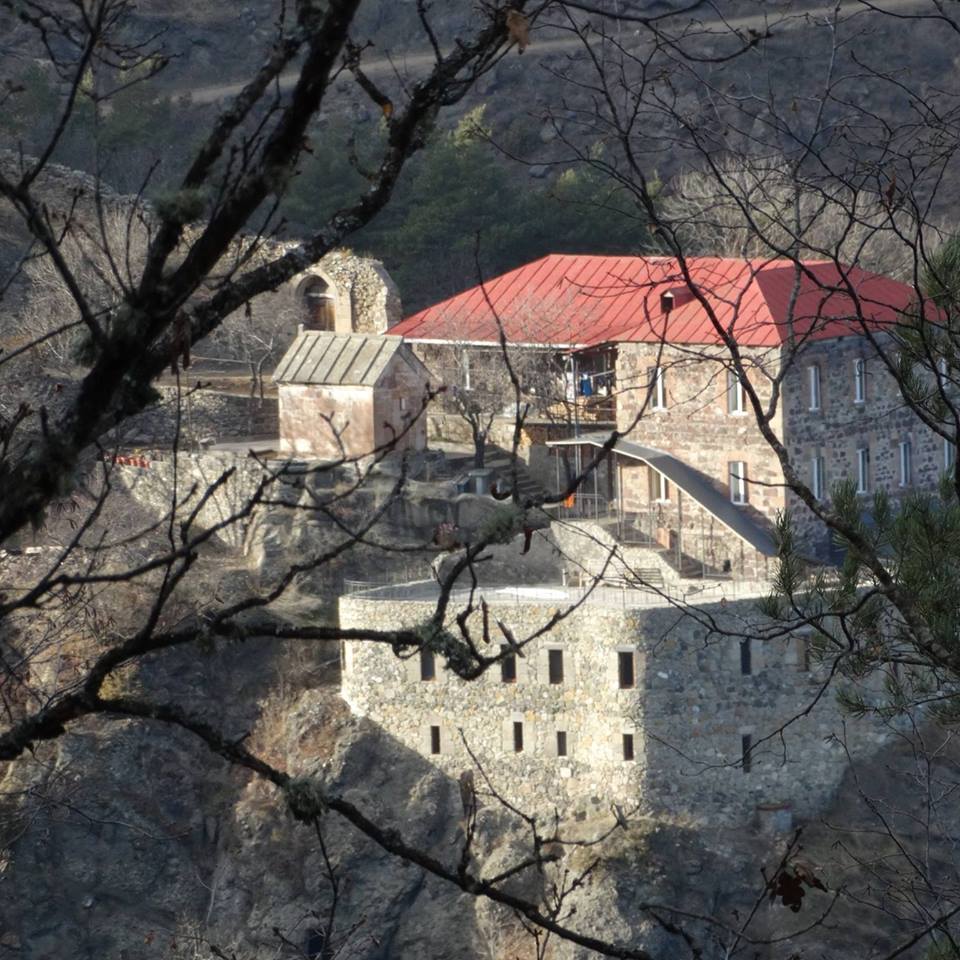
[389,253,942,577]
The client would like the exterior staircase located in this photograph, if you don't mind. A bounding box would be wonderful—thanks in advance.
[483,451,545,504]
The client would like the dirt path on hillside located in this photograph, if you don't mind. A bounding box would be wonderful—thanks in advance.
[178,0,936,105]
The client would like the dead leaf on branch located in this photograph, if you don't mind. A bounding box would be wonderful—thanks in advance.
[506,10,529,53]
[767,860,828,912]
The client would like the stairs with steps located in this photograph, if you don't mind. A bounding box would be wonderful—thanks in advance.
[482,452,544,504]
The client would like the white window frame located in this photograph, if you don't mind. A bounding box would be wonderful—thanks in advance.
[727,369,745,415]
[650,366,666,411]
[729,461,748,505]
[462,351,472,391]
[938,357,949,389]
[807,364,821,411]
[652,470,670,503]
[945,437,957,471]
[856,446,870,494]
[899,439,912,487]
[811,455,825,501]
[854,358,866,404]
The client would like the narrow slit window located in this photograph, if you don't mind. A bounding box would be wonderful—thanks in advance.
[727,369,745,414]
[500,645,517,683]
[420,647,436,682]
[649,366,666,410]
[729,461,748,505]
[548,649,564,685]
[796,636,810,672]
[857,446,870,494]
[811,455,825,501]
[741,734,753,773]
[740,639,752,676]
[618,650,635,689]
[513,721,524,753]
[556,730,568,757]
[622,733,635,762]
[946,437,957,471]
[429,725,441,755]
[854,358,866,403]
[808,364,821,411]
[899,440,912,487]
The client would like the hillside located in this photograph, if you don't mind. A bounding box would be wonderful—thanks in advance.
[3,0,958,310]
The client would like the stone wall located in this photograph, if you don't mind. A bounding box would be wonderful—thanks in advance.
[339,586,888,824]
[117,384,278,447]
[782,334,948,554]
[615,342,783,577]
[278,383,376,460]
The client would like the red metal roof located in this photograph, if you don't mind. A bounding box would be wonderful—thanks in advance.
[389,254,917,348]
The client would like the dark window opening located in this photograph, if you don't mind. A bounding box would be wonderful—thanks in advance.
[500,644,517,683]
[618,650,635,688]
[305,928,326,960]
[556,731,568,757]
[430,725,441,755]
[303,279,336,331]
[513,721,524,753]
[741,734,752,773]
[622,733,635,761]
[740,639,752,676]
[420,647,436,681]
[548,649,564,685]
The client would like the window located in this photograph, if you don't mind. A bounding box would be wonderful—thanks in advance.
[811,455,825,501]
[741,734,753,773]
[740,639,752,676]
[548,649,564,685]
[429,725,441,755]
[500,645,517,683]
[856,446,870,494]
[938,356,949,388]
[650,470,671,503]
[729,461,748,505]
[556,730,568,758]
[513,721,524,753]
[946,437,957,471]
[622,733,635,762]
[462,351,472,391]
[807,365,821,411]
[618,650,635,689]
[854,358,866,404]
[649,366,666,411]
[727,369,745,414]
[420,647,436,682]
[899,440,912,487]
[795,635,811,672]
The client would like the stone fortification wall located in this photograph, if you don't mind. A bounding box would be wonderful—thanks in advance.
[340,588,887,824]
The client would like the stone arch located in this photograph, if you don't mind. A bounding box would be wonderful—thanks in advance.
[296,273,337,331]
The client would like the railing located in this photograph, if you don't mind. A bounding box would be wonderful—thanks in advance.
[341,577,772,609]
[552,493,617,521]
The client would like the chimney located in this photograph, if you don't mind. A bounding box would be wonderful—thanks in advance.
[660,290,675,314]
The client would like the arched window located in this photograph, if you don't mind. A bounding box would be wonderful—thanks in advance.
[302,278,335,330]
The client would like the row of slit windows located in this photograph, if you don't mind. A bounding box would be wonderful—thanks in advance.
[810,438,956,500]
[427,722,636,761]
[422,640,808,683]
[427,725,759,772]
[420,646,636,687]
[808,358,950,411]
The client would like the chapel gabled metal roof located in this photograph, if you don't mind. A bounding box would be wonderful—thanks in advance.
[389,254,918,348]
[273,331,409,386]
